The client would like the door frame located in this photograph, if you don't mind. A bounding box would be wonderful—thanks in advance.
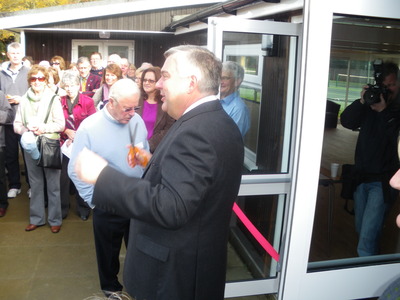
[71,39,135,66]
[207,16,303,298]
[280,0,400,299]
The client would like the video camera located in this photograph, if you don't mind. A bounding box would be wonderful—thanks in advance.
[363,60,389,106]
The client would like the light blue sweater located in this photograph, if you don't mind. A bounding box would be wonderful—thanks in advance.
[68,107,149,207]
[220,91,250,137]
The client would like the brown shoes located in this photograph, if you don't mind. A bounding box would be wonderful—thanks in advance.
[0,208,6,217]
[25,224,60,232]
[50,226,61,233]
[25,224,41,231]
[25,224,61,233]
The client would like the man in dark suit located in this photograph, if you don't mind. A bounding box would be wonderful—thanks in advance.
[74,45,244,300]
[77,56,101,98]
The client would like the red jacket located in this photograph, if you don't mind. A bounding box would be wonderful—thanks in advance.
[60,93,96,144]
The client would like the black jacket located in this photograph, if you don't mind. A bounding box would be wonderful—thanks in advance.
[341,99,400,201]
[93,100,244,300]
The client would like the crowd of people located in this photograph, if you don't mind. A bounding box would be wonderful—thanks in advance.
[0,42,251,299]
[2,40,400,300]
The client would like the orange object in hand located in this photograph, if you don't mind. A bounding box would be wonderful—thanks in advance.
[128,145,149,167]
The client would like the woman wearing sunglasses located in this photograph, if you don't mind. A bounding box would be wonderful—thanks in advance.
[14,64,65,233]
[137,66,175,153]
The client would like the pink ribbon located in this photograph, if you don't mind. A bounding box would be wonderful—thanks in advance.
[232,202,280,262]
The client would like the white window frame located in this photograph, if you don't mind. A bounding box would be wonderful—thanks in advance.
[71,39,135,66]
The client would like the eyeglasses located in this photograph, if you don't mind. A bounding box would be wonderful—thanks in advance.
[111,98,141,113]
[30,76,46,83]
[51,62,60,66]
[121,106,141,113]
[143,79,156,84]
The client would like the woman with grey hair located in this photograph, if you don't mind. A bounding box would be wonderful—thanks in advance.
[59,70,96,220]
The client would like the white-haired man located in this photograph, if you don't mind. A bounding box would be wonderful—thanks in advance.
[68,79,148,297]
[220,61,250,136]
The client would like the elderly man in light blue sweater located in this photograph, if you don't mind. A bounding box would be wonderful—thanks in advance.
[68,79,148,298]
[220,61,250,137]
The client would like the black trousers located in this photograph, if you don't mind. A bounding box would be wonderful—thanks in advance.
[5,125,29,189]
[60,155,90,218]
[92,207,130,292]
[0,147,8,209]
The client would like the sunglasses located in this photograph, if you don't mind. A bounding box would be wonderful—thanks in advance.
[30,76,46,83]
[51,62,60,66]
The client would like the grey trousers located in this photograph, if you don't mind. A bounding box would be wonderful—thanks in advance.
[24,151,62,226]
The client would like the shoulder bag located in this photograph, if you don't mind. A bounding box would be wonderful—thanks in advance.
[36,95,62,169]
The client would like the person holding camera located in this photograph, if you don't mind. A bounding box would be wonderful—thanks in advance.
[341,61,400,256]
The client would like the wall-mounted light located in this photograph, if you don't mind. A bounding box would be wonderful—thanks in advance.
[99,31,110,39]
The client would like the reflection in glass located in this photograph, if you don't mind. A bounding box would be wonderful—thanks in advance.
[222,32,297,174]
[108,46,128,58]
[227,195,284,281]
[309,14,400,268]
[78,45,99,58]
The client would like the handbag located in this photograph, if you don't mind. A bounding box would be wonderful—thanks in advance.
[36,95,62,169]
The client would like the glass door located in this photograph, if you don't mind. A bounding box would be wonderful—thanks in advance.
[207,17,302,298]
[281,0,400,299]
[71,39,135,66]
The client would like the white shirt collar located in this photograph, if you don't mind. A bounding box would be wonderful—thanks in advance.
[183,95,218,115]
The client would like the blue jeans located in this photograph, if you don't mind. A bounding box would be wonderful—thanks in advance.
[354,182,388,256]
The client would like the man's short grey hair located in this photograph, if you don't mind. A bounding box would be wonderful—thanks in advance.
[7,42,22,52]
[222,61,244,83]
[77,56,90,65]
[164,45,222,95]
[109,78,140,102]
[60,70,80,87]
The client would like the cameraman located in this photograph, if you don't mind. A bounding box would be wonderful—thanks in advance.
[341,62,400,256]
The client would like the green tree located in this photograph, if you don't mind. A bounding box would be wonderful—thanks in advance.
[0,0,96,60]
[0,0,95,13]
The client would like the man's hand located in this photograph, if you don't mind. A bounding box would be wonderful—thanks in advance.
[397,214,400,229]
[6,95,21,105]
[389,169,400,228]
[127,145,151,168]
[75,147,108,184]
[370,94,387,112]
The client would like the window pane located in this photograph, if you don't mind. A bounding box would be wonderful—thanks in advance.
[222,32,297,174]
[78,45,99,59]
[309,14,400,270]
[108,46,128,58]
[227,194,284,281]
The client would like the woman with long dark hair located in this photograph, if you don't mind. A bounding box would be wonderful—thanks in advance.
[137,66,175,152]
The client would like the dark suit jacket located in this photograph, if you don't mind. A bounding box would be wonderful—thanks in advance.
[93,100,244,300]
[80,74,101,98]
[137,97,175,153]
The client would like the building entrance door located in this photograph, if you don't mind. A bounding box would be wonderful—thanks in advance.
[207,17,302,298]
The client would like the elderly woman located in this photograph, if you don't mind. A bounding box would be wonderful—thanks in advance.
[92,63,123,110]
[14,64,65,233]
[138,66,175,152]
[59,70,96,220]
